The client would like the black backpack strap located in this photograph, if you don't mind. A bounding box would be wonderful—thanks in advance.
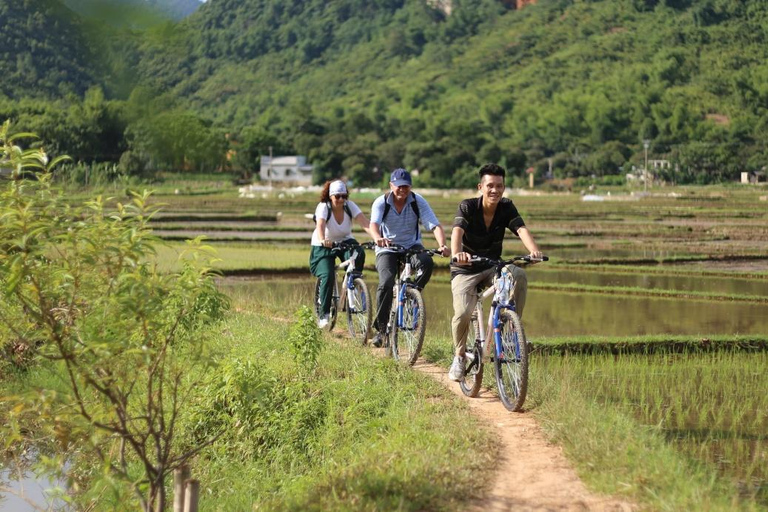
[410,192,421,236]
[409,192,420,220]
[321,201,353,223]
[382,192,392,222]
[381,192,421,234]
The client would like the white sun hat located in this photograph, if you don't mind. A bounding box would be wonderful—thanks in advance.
[329,180,347,196]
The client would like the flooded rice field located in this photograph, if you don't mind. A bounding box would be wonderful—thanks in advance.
[221,273,768,340]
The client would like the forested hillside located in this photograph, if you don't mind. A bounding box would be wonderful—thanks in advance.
[0,0,97,98]
[2,0,767,185]
[62,0,201,24]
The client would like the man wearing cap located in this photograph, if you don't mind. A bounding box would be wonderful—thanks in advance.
[368,168,450,347]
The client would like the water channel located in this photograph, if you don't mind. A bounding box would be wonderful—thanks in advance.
[0,464,65,512]
[535,269,768,297]
[221,270,768,340]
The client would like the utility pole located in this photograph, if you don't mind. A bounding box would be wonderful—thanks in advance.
[268,145,273,190]
[643,139,650,193]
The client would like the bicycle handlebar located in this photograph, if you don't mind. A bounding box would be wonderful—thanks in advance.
[451,255,549,266]
[384,244,445,257]
[331,241,376,251]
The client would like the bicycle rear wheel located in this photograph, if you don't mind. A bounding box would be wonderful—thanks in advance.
[494,310,528,412]
[392,287,426,366]
[346,277,371,345]
[459,313,484,397]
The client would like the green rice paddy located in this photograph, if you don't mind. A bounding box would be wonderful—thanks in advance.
[91,180,768,508]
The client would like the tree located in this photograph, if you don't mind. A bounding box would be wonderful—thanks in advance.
[0,122,229,511]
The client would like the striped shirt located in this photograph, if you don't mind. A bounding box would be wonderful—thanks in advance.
[370,192,441,254]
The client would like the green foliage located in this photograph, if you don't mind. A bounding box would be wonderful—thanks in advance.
[532,352,768,509]
[288,305,324,371]
[5,0,768,185]
[173,310,493,511]
[63,0,201,26]
[0,122,229,511]
[125,108,228,173]
[0,0,97,98]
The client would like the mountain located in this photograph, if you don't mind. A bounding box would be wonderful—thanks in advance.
[2,0,767,185]
[149,0,201,19]
[132,0,768,185]
[62,0,201,24]
[0,0,97,98]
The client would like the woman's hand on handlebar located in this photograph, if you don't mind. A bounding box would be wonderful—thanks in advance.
[374,236,391,248]
[322,238,333,248]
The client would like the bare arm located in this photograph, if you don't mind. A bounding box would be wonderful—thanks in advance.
[432,225,449,256]
[451,226,472,265]
[315,219,333,248]
[517,226,543,259]
[370,221,390,247]
[354,213,371,237]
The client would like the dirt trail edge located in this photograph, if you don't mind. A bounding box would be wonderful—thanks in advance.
[411,360,636,512]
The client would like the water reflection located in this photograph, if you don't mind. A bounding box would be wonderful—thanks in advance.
[0,465,66,512]
[536,269,768,297]
[222,276,768,340]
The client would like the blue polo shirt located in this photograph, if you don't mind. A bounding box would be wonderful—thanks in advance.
[370,192,441,254]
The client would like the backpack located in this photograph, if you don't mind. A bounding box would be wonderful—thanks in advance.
[313,201,353,223]
[381,191,421,234]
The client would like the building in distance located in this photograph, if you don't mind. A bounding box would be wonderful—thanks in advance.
[260,155,313,186]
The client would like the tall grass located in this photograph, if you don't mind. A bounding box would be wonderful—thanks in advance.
[531,352,768,509]
[175,302,494,510]
[1,302,494,510]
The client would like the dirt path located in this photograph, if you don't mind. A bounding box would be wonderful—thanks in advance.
[411,360,636,512]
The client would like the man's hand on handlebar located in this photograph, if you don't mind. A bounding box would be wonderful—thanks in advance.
[374,237,391,248]
[452,251,473,266]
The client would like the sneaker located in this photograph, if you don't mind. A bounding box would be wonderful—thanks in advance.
[317,315,330,329]
[372,333,383,348]
[448,355,465,382]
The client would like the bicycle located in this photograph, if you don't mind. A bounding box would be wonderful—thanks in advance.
[455,255,547,412]
[382,244,444,365]
[313,241,374,344]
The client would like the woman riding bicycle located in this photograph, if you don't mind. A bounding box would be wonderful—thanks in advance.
[310,179,371,329]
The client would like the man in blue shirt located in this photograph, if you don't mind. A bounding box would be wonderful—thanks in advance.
[369,168,450,347]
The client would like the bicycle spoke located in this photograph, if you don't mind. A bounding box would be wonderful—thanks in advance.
[346,278,371,345]
[394,287,425,365]
[459,313,484,397]
[495,311,528,412]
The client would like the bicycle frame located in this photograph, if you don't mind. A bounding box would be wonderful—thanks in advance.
[474,268,519,361]
[334,248,362,309]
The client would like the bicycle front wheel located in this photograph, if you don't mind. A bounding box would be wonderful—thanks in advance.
[495,310,528,412]
[459,313,484,397]
[392,287,426,366]
[346,277,371,345]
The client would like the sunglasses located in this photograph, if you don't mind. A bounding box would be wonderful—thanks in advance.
[333,194,348,200]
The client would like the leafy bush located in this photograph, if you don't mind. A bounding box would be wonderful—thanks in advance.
[289,305,324,371]
[0,121,229,511]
